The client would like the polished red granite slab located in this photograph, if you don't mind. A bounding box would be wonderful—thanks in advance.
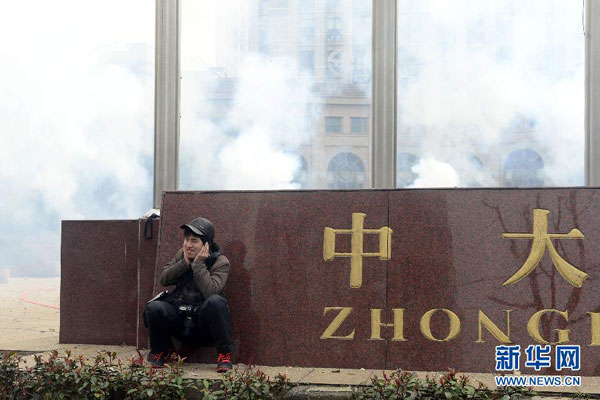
[61,220,139,345]
[61,218,158,347]
[387,189,600,374]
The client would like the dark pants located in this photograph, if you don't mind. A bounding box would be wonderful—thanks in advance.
[144,294,233,354]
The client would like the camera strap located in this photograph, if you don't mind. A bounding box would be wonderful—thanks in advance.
[146,290,169,304]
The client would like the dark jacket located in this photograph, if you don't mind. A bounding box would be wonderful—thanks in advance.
[160,248,230,307]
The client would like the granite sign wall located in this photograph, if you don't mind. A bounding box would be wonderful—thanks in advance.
[60,188,600,375]
[154,189,600,374]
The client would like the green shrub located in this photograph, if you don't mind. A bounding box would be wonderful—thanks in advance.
[220,365,291,399]
[0,350,292,400]
[0,351,21,399]
[187,365,292,399]
[3,351,539,400]
[353,369,534,400]
[0,350,188,399]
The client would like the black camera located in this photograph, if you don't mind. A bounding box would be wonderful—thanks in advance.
[178,305,196,339]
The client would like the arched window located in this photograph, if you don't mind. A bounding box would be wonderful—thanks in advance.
[327,152,365,189]
[468,154,483,171]
[397,152,419,187]
[504,149,544,187]
[463,153,484,187]
[292,155,309,189]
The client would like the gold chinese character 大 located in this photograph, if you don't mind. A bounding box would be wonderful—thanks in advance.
[323,213,393,288]
[502,209,587,287]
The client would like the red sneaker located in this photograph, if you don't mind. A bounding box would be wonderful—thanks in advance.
[216,352,232,373]
[148,349,176,368]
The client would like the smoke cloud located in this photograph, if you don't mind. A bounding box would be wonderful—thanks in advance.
[179,54,318,190]
[409,159,460,188]
[179,0,320,190]
[0,1,155,276]
[0,0,586,277]
[398,0,584,187]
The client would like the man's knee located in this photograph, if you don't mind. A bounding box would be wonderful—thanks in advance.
[203,294,228,314]
[145,300,172,324]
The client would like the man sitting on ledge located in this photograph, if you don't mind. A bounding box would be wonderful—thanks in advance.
[144,217,233,372]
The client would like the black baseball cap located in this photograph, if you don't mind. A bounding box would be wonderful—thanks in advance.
[180,217,215,243]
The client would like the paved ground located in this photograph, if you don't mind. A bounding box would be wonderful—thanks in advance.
[2,277,599,399]
[0,277,60,352]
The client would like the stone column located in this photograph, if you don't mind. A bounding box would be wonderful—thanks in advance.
[153,0,180,209]
[372,0,397,189]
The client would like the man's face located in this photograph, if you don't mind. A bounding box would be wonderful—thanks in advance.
[183,233,205,260]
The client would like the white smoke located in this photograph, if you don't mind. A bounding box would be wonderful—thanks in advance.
[409,159,460,188]
[180,55,317,190]
[0,0,155,276]
[398,0,584,188]
[0,0,586,277]
[179,0,319,190]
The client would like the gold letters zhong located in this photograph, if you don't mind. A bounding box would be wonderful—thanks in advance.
[321,307,600,346]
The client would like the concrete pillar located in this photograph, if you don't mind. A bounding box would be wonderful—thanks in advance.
[372,0,397,188]
[153,0,180,208]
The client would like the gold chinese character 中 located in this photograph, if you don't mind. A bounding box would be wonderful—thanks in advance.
[502,209,587,287]
[323,213,393,288]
